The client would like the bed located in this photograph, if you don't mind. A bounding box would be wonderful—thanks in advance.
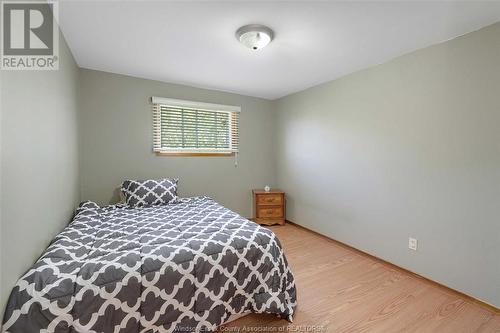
[2,196,297,332]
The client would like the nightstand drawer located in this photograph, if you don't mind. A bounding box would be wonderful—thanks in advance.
[257,194,283,205]
[257,206,284,218]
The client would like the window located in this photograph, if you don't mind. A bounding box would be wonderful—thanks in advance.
[152,97,240,156]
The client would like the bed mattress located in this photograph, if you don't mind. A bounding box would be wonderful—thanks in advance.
[2,197,296,332]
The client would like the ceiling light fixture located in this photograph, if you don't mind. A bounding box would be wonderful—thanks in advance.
[236,24,274,50]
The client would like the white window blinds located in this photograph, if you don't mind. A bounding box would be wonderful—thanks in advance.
[152,97,240,155]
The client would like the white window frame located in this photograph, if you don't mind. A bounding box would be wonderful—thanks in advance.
[151,97,240,156]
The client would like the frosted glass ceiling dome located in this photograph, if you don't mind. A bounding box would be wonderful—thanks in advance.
[236,24,274,50]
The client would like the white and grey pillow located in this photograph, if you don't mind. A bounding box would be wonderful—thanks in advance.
[75,201,100,215]
[121,178,178,208]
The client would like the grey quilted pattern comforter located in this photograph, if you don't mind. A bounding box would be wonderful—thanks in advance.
[2,197,296,333]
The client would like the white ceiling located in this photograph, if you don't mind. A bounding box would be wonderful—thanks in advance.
[58,1,500,100]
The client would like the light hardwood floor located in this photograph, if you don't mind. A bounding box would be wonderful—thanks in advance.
[218,223,500,333]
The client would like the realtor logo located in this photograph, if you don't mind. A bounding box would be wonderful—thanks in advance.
[1,1,59,70]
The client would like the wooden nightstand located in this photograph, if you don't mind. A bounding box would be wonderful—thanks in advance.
[252,189,286,226]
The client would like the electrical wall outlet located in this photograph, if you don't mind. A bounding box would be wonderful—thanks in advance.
[408,237,418,251]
